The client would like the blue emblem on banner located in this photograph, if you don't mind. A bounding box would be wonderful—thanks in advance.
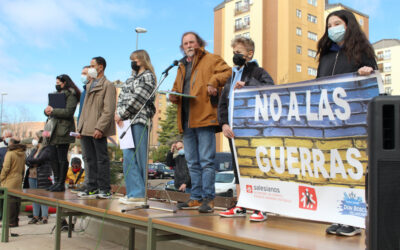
[339,192,367,218]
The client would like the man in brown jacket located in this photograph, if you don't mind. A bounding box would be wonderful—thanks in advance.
[0,137,26,227]
[77,56,116,199]
[170,32,231,213]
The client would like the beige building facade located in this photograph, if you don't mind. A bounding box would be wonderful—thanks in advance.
[373,39,400,95]
[150,93,168,148]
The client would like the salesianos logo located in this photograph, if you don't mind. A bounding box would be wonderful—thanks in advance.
[339,192,367,218]
[246,185,253,193]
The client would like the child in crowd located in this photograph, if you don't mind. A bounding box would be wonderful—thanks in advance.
[218,37,274,222]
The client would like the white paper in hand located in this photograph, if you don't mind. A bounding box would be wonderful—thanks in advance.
[116,120,135,149]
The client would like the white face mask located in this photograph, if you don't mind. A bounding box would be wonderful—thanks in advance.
[81,74,89,85]
[88,68,98,79]
[5,137,10,144]
[32,139,39,147]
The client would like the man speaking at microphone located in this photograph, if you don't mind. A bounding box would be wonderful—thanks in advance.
[170,31,231,213]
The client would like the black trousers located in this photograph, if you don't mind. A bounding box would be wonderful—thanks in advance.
[50,144,70,184]
[9,197,20,225]
[80,136,110,192]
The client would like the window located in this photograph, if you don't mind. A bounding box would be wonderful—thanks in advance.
[296,9,302,18]
[307,14,317,23]
[308,0,317,6]
[359,18,364,26]
[377,51,384,61]
[243,15,250,27]
[296,27,302,36]
[296,45,302,54]
[235,18,242,31]
[296,64,302,72]
[308,67,317,76]
[308,31,317,41]
[384,62,392,72]
[385,87,392,95]
[385,74,392,84]
[235,1,242,12]
[384,50,391,60]
[308,49,317,58]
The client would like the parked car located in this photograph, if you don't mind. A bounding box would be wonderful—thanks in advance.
[215,171,236,197]
[215,152,233,172]
[148,163,174,179]
[164,171,236,197]
[164,180,177,191]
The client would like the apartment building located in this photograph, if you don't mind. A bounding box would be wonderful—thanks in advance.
[373,39,400,95]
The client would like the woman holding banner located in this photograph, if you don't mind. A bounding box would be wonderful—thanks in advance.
[316,9,377,236]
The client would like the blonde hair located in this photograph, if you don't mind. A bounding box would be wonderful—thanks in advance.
[130,50,157,81]
[231,37,255,53]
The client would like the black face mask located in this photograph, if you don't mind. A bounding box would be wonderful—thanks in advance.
[233,53,246,66]
[131,61,140,72]
[55,85,62,92]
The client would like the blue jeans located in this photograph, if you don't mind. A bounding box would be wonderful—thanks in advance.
[123,123,148,198]
[28,178,49,218]
[183,122,216,200]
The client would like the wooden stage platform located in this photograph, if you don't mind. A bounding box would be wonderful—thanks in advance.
[0,188,366,250]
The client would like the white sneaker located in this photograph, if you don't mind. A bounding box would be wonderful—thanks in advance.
[249,211,268,222]
[77,189,98,199]
[118,196,128,203]
[120,197,146,205]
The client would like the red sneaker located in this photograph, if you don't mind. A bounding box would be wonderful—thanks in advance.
[249,211,268,222]
[219,206,246,217]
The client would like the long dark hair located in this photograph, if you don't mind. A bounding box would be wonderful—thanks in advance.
[56,74,81,100]
[317,10,375,65]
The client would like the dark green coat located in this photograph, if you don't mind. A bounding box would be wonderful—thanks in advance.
[49,88,78,145]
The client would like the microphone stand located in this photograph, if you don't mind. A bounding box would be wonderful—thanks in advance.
[120,69,177,213]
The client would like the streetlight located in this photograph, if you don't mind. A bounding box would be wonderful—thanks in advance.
[0,93,8,136]
[135,27,147,50]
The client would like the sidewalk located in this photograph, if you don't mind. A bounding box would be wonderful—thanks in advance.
[1,215,122,250]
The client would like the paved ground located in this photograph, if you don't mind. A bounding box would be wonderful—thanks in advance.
[148,178,171,190]
[1,215,125,250]
[0,179,172,250]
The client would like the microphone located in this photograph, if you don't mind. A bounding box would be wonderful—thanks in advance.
[162,60,179,75]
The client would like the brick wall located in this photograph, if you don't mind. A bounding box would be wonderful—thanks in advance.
[232,77,380,188]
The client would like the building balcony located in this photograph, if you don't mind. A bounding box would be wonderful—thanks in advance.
[235,4,250,15]
[234,22,250,32]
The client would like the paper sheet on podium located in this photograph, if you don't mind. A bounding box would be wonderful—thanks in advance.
[158,90,196,98]
[116,120,135,149]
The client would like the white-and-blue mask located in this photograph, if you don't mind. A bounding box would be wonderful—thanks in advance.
[328,25,346,43]
[81,75,89,85]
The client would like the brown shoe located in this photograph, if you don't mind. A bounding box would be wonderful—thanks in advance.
[177,199,202,210]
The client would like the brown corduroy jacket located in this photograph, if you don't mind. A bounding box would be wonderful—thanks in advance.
[172,48,231,133]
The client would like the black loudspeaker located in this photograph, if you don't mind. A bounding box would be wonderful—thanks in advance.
[367,95,400,250]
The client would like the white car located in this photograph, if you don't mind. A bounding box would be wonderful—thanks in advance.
[215,171,236,197]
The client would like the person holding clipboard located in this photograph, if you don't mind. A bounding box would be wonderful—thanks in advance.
[44,74,80,192]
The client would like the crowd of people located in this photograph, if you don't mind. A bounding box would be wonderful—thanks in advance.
[0,10,376,237]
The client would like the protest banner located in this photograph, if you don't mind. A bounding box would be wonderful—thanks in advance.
[232,72,383,228]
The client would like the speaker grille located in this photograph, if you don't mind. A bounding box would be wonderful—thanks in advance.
[377,160,400,249]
